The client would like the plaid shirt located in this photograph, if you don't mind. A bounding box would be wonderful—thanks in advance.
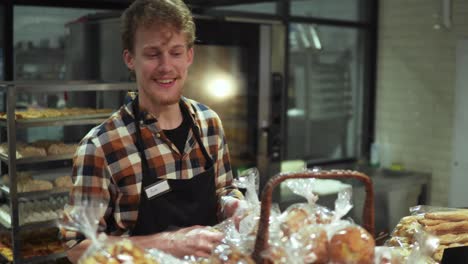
[61,97,242,248]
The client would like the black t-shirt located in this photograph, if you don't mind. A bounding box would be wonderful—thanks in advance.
[163,110,190,154]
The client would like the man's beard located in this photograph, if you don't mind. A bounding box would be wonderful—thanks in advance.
[148,88,183,106]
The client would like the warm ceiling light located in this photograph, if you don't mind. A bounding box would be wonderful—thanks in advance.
[207,75,235,99]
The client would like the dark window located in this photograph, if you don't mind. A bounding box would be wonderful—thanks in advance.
[209,2,277,15]
[287,24,368,161]
[291,0,370,22]
[0,5,4,81]
[14,6,110,80]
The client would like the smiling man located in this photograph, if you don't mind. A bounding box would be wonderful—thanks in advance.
[61,0,244,262]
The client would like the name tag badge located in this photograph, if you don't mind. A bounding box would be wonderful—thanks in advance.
[144,180,171,199]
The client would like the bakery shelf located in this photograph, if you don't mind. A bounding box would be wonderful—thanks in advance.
[0,153,74,164]
[22,251,67,264]
[0,186,69,201]
[21,220,59,231]
[0,245,66,264]
[0,219,59,231]
[0,115,110,128]
[0,81,134,93]
[0,82,130,263]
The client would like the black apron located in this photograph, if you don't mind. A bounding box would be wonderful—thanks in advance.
[130,97,218,236]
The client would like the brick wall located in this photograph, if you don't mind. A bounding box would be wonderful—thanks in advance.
[376,0,468,206]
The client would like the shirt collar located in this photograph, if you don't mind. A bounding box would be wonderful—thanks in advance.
[123,96,198,126]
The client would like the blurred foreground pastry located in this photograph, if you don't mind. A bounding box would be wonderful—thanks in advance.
[208,244,255,264]
[328,226,375,264]
[280,207,313,237]
[79,239,157,264]
[295,226,328,264]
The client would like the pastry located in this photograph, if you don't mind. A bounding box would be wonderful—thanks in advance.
[418,218,446,226]
[296,226,328,264]
[328,226,375,264]
[391,216,422,237]
[47,143,78,155]
[438,233,468,245]
[2,172,32,185]
[31,140,60,150]
[312,205,334,224]
[425,221,468,235]
[19,146,47,158]
[54,175,73,189]
[21,179,53,192]
[425,210,468,221]
[79,239,158,264]
[262,246,289,264]
[280,207,313,237]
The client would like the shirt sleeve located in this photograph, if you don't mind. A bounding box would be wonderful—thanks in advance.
[59,136,114,250]
[212,116,244,219]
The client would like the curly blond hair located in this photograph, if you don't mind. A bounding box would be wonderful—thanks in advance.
[121,0,195,52]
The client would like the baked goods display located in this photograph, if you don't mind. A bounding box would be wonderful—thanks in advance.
[2,173,73,193]
[47,142,79,155]
[0,86,121,263]
[0,140,78,159]
[0,107,113,120]
[387,208,468,262]
[0,228,64,261]
[0,196,67,226]
[54,175,74,189]
[79,239,158,264]
[0,142,46,159]
[259,175,379,264]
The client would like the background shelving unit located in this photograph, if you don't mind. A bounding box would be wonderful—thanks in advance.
[0,82,132,263]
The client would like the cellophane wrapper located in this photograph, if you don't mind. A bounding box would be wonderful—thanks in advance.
[262,174,357,263]
[216,167,264,254]
[59,200,184,264]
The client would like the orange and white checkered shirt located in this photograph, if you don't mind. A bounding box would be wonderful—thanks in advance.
[60,96,242,248]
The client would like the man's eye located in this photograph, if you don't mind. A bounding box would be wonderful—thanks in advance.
[172,53,182,57]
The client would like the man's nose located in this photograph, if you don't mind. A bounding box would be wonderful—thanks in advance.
[157,54,172,72]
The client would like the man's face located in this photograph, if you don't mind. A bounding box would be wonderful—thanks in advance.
[124,23,193,107]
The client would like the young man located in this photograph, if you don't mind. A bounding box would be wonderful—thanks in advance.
[61,0,243,262]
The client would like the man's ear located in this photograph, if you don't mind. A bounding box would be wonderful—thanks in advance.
[187,47,194,66]
[123,49,135,71]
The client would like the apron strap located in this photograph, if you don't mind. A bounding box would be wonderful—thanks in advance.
[132,97,152,181]
[179,100,214,169]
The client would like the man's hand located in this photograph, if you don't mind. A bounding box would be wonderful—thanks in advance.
[163,226,223,258]
[222,197,241,219]
[222,197,249,230]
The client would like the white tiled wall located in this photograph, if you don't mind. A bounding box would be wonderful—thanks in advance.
[376,0,468,206]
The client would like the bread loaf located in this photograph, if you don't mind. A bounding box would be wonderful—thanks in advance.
[47,143,78,155]
[425,210,468,221]
[54,176,73,189]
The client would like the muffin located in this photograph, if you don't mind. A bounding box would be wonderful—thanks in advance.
[328,226,375,264]
[280,206,313,237]
[296,226,329,264]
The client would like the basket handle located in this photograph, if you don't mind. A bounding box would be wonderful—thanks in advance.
[251,170,374,263]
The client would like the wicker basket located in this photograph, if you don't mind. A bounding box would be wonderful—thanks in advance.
[251,170,374,263]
